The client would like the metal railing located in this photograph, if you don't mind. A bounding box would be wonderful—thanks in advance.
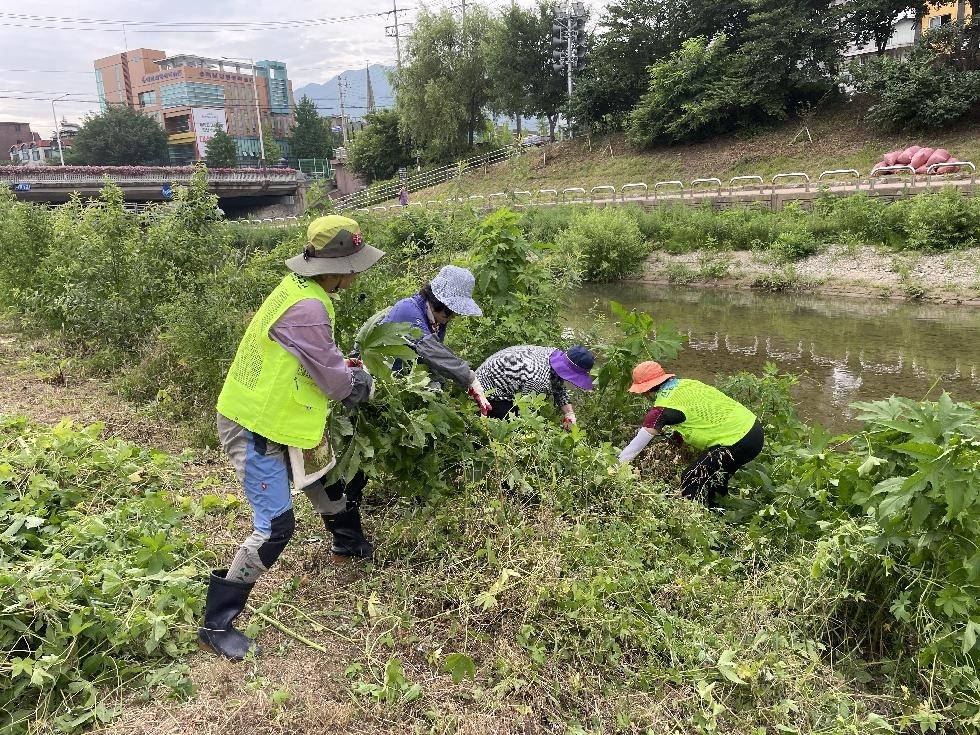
[590,185,617,201]
[332,144,515,211]
[925,160,976,181]
[690,177,722,194]
[0,168,300,185]
[728,175,764,194]
[621,182,648,200]
[771,172,811,191]
[653,180,684,198]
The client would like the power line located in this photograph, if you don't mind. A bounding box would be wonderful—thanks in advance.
[0,9,415,32]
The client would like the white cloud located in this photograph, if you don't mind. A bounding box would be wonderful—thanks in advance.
[0,0,609,134]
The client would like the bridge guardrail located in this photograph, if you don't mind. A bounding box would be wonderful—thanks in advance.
[772,172,811,191]
[690,178,722,195]
[728,175,764,194]
[621,183,648,200]
[653,180,684,198]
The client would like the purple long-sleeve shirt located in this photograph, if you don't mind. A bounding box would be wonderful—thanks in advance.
[269,298,353,402]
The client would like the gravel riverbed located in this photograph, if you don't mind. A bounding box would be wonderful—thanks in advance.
[639,245,980,304]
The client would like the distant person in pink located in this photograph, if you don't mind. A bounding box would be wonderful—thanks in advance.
[399,187,408,206]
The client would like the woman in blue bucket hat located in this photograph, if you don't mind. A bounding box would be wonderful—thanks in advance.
[381,264,490,410]
[322,265,488,561]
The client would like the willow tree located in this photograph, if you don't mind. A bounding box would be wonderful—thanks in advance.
[393,6,494,158]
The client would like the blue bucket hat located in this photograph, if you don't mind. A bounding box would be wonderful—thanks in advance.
[429,265,483,317]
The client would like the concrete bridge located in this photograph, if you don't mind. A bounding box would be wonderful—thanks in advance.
[1,167,308,216]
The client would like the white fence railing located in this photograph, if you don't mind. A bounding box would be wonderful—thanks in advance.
[341,162,977,218]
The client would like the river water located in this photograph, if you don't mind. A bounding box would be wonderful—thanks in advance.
[570,284,980,432]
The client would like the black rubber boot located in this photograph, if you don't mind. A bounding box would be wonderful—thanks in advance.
[197,569,260,660]
[322,503,374,560]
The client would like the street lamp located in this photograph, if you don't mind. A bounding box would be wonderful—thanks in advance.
[51,93,70,166]
[222,56,265,165]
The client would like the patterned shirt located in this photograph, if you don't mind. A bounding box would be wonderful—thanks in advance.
[475,345,570,408]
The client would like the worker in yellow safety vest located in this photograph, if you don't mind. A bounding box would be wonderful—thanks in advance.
[618,361,765,506]
[200,215,384,661]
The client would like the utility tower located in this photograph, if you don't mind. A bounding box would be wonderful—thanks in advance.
[550,2,588,139]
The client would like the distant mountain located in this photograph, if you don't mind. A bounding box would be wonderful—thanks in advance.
[293,64,394,120]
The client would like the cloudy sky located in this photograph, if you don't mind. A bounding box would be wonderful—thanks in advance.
[1,1,610,136]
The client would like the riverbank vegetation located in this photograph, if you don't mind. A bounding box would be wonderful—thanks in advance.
[3,174,980,733]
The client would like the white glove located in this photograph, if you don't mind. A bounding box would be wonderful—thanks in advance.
[562,411,576,431]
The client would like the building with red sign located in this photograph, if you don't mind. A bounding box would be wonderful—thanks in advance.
[94,48,296,165]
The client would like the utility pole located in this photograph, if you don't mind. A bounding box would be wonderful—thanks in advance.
[550,2,588,140]
[385,0,411,71]
[392,0,401,69]
[338,75,348,146]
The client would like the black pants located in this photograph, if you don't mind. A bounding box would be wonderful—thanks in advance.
[323,469,368,505]
[680,420,764,506]
[488,398,517,420]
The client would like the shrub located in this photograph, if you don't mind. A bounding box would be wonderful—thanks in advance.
[0,188,52,310]
[518,205,579,245]
[32,184,152,356]
[810,192,888,246]
[849,23,980,131]
[555,208,650,281]
[903,187,980,251]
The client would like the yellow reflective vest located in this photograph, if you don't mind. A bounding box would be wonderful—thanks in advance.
[217,273,336,449]
[654,378,756,451]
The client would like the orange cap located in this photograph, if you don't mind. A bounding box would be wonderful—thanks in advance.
[627,361,675,393]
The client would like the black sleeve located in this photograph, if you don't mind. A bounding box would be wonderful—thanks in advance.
[654,408,687,431]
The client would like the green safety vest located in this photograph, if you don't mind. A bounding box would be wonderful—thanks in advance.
[654,378,756,451]
[217,273,337,449]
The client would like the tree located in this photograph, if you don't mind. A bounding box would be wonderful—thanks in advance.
[846,0,927,55]
[261,123,282,163]
[204,124,239,168]
[573,0,751,130]
[346,109,411,182]
[289,95,333,160]
[393,7,494,158]
[850,22,980,128]
[65,104,168,165]
[626,0,843,147]
[485,1,566,139]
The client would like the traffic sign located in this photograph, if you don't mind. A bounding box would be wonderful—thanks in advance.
[13,183,31,192]
[161,184,173,199]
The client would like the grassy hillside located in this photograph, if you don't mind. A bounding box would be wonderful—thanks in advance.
[410,105,980,202]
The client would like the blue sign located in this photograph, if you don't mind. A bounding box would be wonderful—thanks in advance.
[13,182,31,192]
[161,184,173,199]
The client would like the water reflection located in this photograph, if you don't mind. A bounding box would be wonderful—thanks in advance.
[569,284,980,431]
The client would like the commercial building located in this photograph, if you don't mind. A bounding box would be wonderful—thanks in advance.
[94,48,296,165]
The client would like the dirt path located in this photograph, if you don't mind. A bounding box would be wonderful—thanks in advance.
[638,245,980,304]
[0,319,372,735]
